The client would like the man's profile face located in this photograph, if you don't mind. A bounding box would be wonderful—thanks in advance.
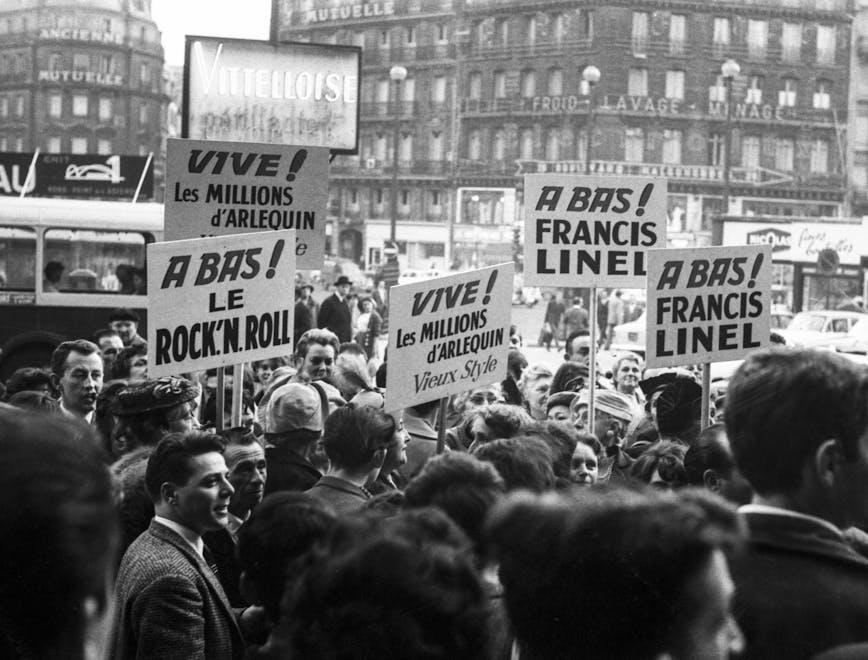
[110,319,137,344]
[57,350,103,415]
[225,443,267,516]
[98,334,123,359]
[303,344,335,381]
[567,336,591,364]
[171,452,234,535]
[672,549,744,660]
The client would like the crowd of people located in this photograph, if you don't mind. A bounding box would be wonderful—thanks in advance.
[6,291,868,659]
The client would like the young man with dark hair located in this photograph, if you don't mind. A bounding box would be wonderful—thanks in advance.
[684,423,752,505]
[306,405,395,514]
[50,339,103,423]
[110,431,244,659]
[487,488,744,660]
[0,409,117,659]
[725,348,868,658]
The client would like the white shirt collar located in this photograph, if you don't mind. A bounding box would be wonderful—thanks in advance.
[154,516,205,558]
[59,400,94,424]
[738,503,844,538]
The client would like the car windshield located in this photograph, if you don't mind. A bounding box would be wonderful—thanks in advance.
[788,313,826,332]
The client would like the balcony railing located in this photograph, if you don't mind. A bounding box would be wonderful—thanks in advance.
[330,159,451,176]
[360,101,419,119]
[464,0,848,11]
[464,37,592,58]
[362,43,455,66]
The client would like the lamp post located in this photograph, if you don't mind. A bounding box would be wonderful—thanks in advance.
[389,65,407,243]
[581,64,601,432]
[721,58,740,214]
[582,65,601,175]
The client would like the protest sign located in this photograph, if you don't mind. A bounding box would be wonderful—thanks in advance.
[147,230,296,377]
[645,245,772,368]
[523,175,667,287]
[164,138,328,270]
[385,263,514,412]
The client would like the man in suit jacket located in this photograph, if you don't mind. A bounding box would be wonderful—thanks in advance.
[110,432,244,660]
[317,275,353,342]
[726,348,868,659]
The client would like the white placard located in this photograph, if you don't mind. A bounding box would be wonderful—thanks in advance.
[523,174,667,287]
[164,138,329,270]
[385,263,514,412]
[645,245,772,368]
[147,230,296,377]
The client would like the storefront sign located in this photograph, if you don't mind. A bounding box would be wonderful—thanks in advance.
[184,36,360,153]
[0,152,153,199]
[37,70,124,86]
[277,0,395,28]
[38,28,124,45]
[723,220,868,266]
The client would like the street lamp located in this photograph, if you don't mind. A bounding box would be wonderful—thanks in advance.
[389,65,408,244]
[582,65,601,175]
[721,58,740,214]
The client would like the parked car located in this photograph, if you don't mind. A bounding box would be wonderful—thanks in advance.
[831,317,868,354]
[776,310,868,349]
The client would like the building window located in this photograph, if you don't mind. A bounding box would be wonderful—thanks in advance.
[400,190,410,207]
[747,20,768,60]
[520,128,534,160]
[379,29,389,48]
[816,25,835,65]
[526,15,536,45]
[14,137,24,152]
[665,70,684,100]
[741,136,761,169]
[353,31,365,48]
[468,130,482,160]
[405,27,415,45]
[709,132,725,166]
[781,22,802,63]
[376,78,389,103]
[49,52,62,71]
[468,72,482,99]
[139,104,148,125]
[432,76,446,103]
[375,188,384,205]
[399,133,412,161]
[97,139,112,155]
[436,24,447,43]
[628,68,648,96]
[47,136,61,153]
[632,12,648,54]
[139,63,149,86]
[0,97,6,118]
[545,128,559,160]
[375,133,387,161]
[497,18,509,45]
[779,78,797,107]
[625,127,644,162]
[810,139,829,174]
[551,13,564,44]
[520,70,535,98]
[578,9,593,39]
[100,55,113,74]
[402,77,415,102]
[855,103,868,145]
[71,137,88,154]
[72,53,89,70]
[669,14,686,55]
[813,80,831,109]
[429,130,443,160]
[15,95,24,117]
[48,93,62,118]
[493,130,506,161]
[746,76,763,104]
[712,17,730,51]
[493,70,506,98]
[775,138,794,171]
[662,129,682,164]
[98,97,112,121]
[431,190,441,207]
[548,68,563,96]
[0,137,7,151]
